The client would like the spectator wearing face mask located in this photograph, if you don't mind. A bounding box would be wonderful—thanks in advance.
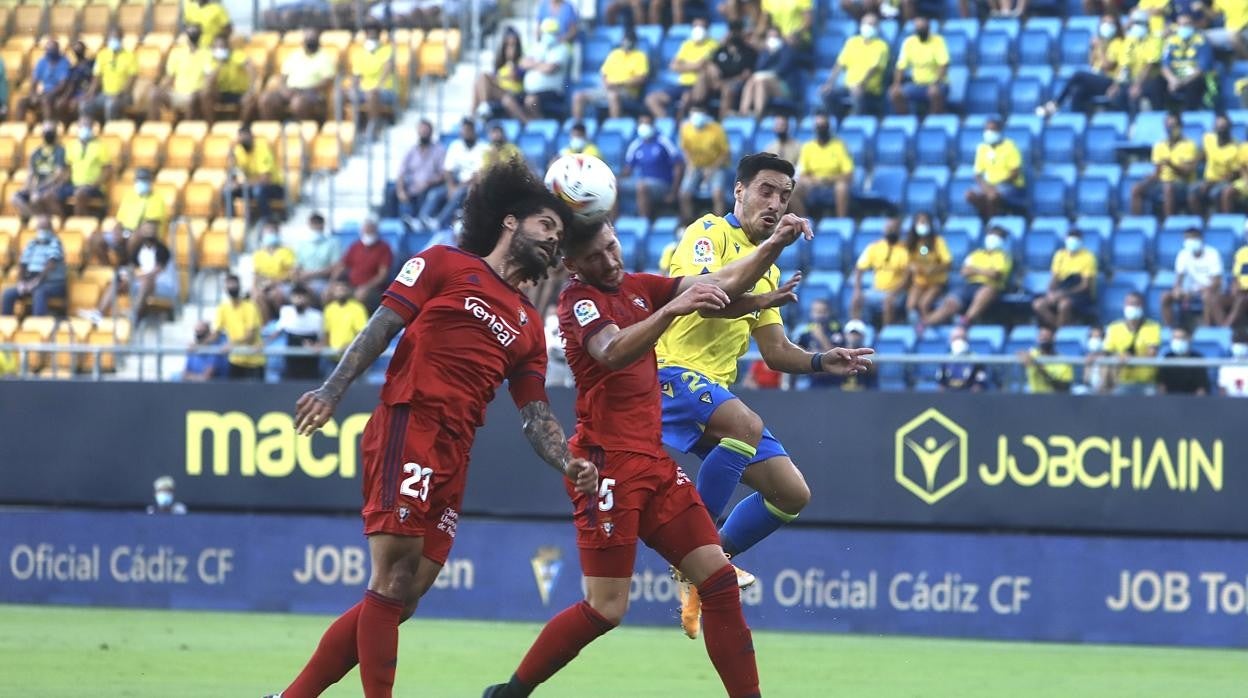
[211,273,266,380]
[1163,14,1215,111]
[276,284,325,381]
[434,118,489,229]
[150,28,210,121]
[890,16,949,116]
[85,29,138,123]
[1037,15,1125,117]
[1033,229,1098,330]
[922,226,1013,329]
[1,215,65,317]
[147,476,188,515]
[791,112,853,219]
[396,121,446,230]
[574,30,650,120]
[823,319,877,390]
[1103,291,1161,395]
[1080,326,1112,394]
[646,18,716,119]
[55,41,94,124]
[226,124,285,226]
[183,0,233,49]
[696,20,756,120]
[332,219,394,310]
[1224,222,1248,327]
[1217,331,1248,396]
[755,0,815,54]
[1189,114,1243,216]
[1115,12,1167,116]
[203,34,255,125]
[12,121,67,219]
[252,225,297,322]
[1018,324,1074,394]
[1157,326,1212,395]
[678,105,730,220]
[323,280,369,360]
[64,115,111,218]
[623,114,683,220]
[556,122,603,161]
[851,216,910,326]
[16,39,71,123]
[509,19,570,122]
[348,23,396,138]
[904,212,951,324]
[260,28,337,122]
[823,13,890,118]
[183,320,229,382]
[80,220,175,325]
[1131,112,1197,218]
[761,116,801,163]
[739,28,799,118]
[94,168,167,265]
[1163,227,1224,326]
[937,325,994,391]
[966,118,1027,220]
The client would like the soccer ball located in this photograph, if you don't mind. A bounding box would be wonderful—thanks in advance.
[544,153,617,222]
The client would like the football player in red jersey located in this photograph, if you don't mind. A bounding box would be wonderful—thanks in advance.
[273,160,598,698]
[485,155,869,698]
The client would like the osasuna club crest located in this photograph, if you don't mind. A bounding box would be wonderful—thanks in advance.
[519,308,528,325]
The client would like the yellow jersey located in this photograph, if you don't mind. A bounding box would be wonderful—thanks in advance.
[1050,248,1097,289]
[836,36,890,94]
[497,62,523,94]
[672,39,718,86]
[233,140,282,185]
[796,138,854,180]
[856,239,910,292]
[1152,138,1198,183]
[253,246,296,282]
[909,235,951,287]
[93,47,137,96]
[680,121,729,168]
[1115,34,1163,82]
[1217,0,1248,32]
[1137,0,1169,35]
[168,48,210,94]
[115,191,168,234]
[656,213,783,387]
[214,298,266,368]
[353,44,395,92]
[761,0,813,42]
[560,142,603,159]
[1203,133,1243,182]
[1104,319,1161,385]
[324,298,369,354]
[483,143,524,170]
[1025,348,1075,394]
[184,0,232,48]
[896,34,949,85]
[1232,245,1248,290]
[963,248,1012,288]
[65,138,110,188]
[601,47,650,90]
[974,139,1025,187]
[212,50,250,94]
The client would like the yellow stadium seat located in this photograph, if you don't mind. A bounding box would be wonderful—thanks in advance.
[85,317,131,373]
[173,120,209,140]
[170,218,206,269]
[165,133,199,170]
[250,120,281,145]
[50,5,81,37]
[273,44,300,75]
[0,7,9,38]
[52,318,93,374]
[152,181,184,217]
[0,315,17,341]
[1,182,23,217]
[182,180,218,219]
[13,316,57,373]
[210,216,247,253]
[129,134,164,171]
[57,229,85,268]
[69,275,104,314]
[0,48,26,86]
[320,121,356,155]
[0,136,20,175]
[139,120,173,140]
[82,3,114,36]
[13,4,44,38]
[201,133,234,170]
[311,133,341,173]
[209,120,241,136]
[150,2,180,33]
[277,133,305,173]
[134,44,167,81]
[198,228,231,271]
[417,41,450,79]
[242,45,272,79]
[102,119,136,142]
[117,3,146,35]
[98,133,127,170]
[0,230,12,271]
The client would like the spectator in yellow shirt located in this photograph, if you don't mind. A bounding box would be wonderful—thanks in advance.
[967,118,1027,220]
[646,18,718,119]
[259,28,338,122]
[761,115,801,163]
[149,28,209,121]
[348,23,397,138]
[851,216,909,325]
[473,29,525,119]
[1037,15,1123,117]
[756,0,814,52]
[252,223,297,321]
[678,105,731,220]
[1223,224,1248,326]
[88,168,169,265]
[1033,229,1098,329]
[323,280,369,359]
[203,34,255,125]
[1131,112,1197,217]
[64,115,111,218]
[84,28,137,122]
[183,0,232,49]
[904,212,951,323]
[555,122,604,162]
[1018,324,1075,394]
[1103,292,1161,395]
[822,13,890,118]
[1208,0,1248,57]
[212,273,267,381]
[573,29,650,119]
[1190,115,1242,215]
[890,17,948,115]
[923,226,1013,329]
[226,124,285,225]
[483,123,525,171]
[791,112,854,218]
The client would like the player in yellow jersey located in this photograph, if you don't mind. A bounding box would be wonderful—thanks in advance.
[656,153,873,638]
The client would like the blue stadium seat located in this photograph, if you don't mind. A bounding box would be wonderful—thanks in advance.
[1205,228,1237,262]
[1054,325,1091,356]
[659,36,684,66]
[957,114,991,163]
[965,76,1004,115]
[1031,175,1068,217]
[923,113,960,137]
[943,18,981,42]
[525,119,560,142]
[592,25,625,45]
[600,117,637,140]
[1005,325,1038,355]
[643,231,671,270]
[1019,28,1054,66]
[493,119,522,143]
[655,117,677,141]
[1023,222,1060,270]
[1132,111,1168,146]
[968,325,1006,354]
[866,167,909,202]
[1193,326,1232,357]
[947,65,970,109]
[1118,164,1154,215]
[916,325,954,355]
[943,30,971,67]
[1083,125,1121,164]
[942,227,972,264]
[947,170,979,218]
[815,30,849,65]
[1031,215,1071,237]
[916,125,951,167]
[1020,270,1050,295]
[615,230,641,269]
[722,115,757,145]
[881,114,920,136]
[635,24,663,54]
[1025,17,1062,41]
[596,131,627,170]
[1074,214,1112,245]
[1146,271,1176,318]
[585,37,615,72]
[1074,174,1113,217]
[875,126,912,168]
[1206,213,1247,240]
[777,241,804,272]
[517,132,551,169]
[1099,271,1150,319]
[798,271,844,317]
[560,117,598,140]
[838,128,872,171]
[811,223,849,271]
[1042,125,1079,166]
[1160,215,1205,268]
[615,215,650,243]
[651,215,679,241]
[905,175,944,216]
[1009,76,1047,114]
[1110,227,1150,270]
[988,215,1027,242]
[944,216,983,245]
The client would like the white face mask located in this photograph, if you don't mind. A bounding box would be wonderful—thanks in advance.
[1170,339,1190,355]
[1099,22,1117,39]
[360,232,378,246]
[765,36,783,52]
[365,38,379,52]
[636,123,655,139]
[983,130,1002,146]
[860,23,878,39]
[983,234,1004,251]
[691,26,708,42]
[1233,343,1248,359]
[1124,305,1143,321]
[155,491,174,508]
[915,223,931,236]
[1086,337,1103,353]
[569,136,586,151]
[1183,238,1203,254]
[213,47,229,61]
[108,38,122,52]
[1128,24,1148,39]
[950,339,970,356]
[1064,236,1082,252]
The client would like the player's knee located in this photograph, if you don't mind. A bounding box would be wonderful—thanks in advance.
[771,480,811,515]
[586,592,628,625]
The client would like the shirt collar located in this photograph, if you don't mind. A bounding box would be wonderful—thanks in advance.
[724,213,742,229]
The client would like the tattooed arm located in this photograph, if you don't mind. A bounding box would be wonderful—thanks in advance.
[294,306,406,435]
[519,400,598,494]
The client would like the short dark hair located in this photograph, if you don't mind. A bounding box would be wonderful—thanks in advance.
[290,284,311,298]
[226,273,240,285]
[459,158,574,258]
[562,218,610,257]
[736,152,795,186]
[570,121,587,134]
[1185,227,1202,236]
[308,212,325,226]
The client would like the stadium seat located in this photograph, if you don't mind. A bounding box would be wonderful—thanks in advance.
[1110,227,1150,271]
[1054,325,1091,356]
[1024,217,1067,269]
[1146,271,1176,318]
[1193,326,1232,357]
[1005,324,1038,355]
[1116,216,1158,247]
[965,75,1003,115]
[517,133,551,170]
[915,125,951,167]
[1059,23,1092,66]
[942,226,972,264]
[1158,216,1205,268]
[614,216,649,247]
[977,29,1014,66]
[946,169,978,218]
[1074,173,1114,218]
[865,167,908,205]
[968,325,1006,354]
[956,114,990,163]
[874,126,911,168]
[798,271,844,318]
[1031,175,1068,218]
[904,176,943,217]
[1131,111,1168,147]
[812,220,849,271]
[1099,271,1150,320]
[1018,29,1054,67]
[943,30,971,67]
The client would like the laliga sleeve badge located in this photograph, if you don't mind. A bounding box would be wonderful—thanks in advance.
[395,257,426,287]
[692,237,715,265]
[573,299,600,327]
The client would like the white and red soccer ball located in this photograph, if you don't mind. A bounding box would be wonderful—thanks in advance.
[544,153,617,222]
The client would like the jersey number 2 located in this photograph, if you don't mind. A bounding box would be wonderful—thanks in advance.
[598,478,617,512]
[401,462,434,502]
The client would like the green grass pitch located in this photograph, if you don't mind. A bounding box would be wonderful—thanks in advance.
[1,604,1244,697]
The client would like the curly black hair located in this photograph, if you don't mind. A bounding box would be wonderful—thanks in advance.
[459,158,575,257]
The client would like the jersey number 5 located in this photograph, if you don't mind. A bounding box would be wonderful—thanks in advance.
[401,462,434,502]
[598,478,617,512]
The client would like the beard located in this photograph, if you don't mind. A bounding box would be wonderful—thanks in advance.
[508,233,557,282]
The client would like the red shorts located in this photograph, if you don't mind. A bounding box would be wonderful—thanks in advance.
[359,402,469,565]
[567,446,720,577]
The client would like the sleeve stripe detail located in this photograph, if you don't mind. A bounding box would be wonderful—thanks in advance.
[381,291,420,317]
[581,320,614,343]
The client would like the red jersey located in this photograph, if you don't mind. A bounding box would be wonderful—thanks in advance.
[379,245,547,440]
[343,238,395,287]
[557,272,681,457]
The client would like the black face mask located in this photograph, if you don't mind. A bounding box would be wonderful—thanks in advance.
[884,232,900,244]
[73,47,86,60]
[419,135,432,145]
[240,139,253,152]
[195,332,209,343]
[1039,341,1055,354]
[815,126,831,141]
[43,131,56,145]
[46,48,61,61]
[187,35,201,47]
[774,131,788,142]
[294,302,309,312]
[305,41,320,53]
[621,40,635,51]
[226,287,240,299]
[1169,127,1182,141]
[916,28,930,40]
[463,136,477,147]
[1218,128,1232,144]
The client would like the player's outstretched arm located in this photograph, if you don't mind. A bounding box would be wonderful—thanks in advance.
[753,322,874,376]
[294,306,406,435]
[587,282,731,370]
[518,400,599,495]
[700,272,802,319]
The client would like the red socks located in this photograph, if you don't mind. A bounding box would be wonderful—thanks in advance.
[699,565,761,698]
[283,601,363,698]
[514,600,617,689]
[357,590,404,698]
